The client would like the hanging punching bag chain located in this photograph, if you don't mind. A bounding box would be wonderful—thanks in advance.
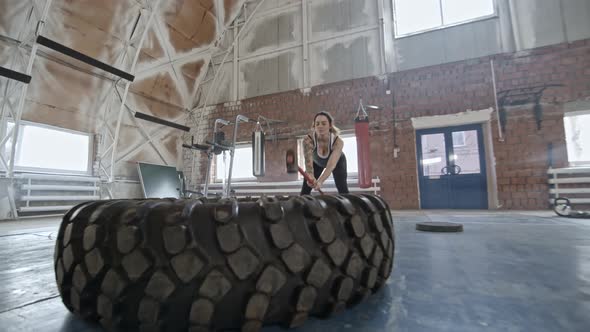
[355,99,381,189]
[356,99,369,120]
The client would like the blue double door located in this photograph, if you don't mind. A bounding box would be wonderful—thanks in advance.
[416,124,488,209]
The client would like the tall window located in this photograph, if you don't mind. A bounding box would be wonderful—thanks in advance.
[341,135,358,174]
[393,0,495,37]
[297,133,359,177]
[564,111,590,166]
[215,145,254,181]
[3,121,92,174]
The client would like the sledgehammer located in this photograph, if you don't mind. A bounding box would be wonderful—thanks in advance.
[298,166,324,195]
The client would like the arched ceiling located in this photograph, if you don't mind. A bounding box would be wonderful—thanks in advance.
[0,0,246,133]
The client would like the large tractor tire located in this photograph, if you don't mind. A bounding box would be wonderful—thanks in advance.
[54,194,394,332]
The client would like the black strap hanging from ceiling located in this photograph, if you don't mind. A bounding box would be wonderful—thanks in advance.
[0,66,32,84]
[36,35,135,81]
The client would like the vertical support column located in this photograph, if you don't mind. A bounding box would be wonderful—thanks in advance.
[26,178,31,208]
[108,82,132,181]
[553,171,559,199]
[197,0,267,111]
[98,0,161,198]
[507,0,522,51]
[438,0,444,25]
[216,0,224,40]
[386,0,399,73]
[557,0,568,42]
[7,0,53,178]
[232,20,239,101]
[302,0,310,88]
[0,0,53,219]
[377,0,386,75]
[496,0,516,53]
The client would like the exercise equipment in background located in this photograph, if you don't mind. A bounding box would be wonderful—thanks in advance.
[286,149,297,173]
[226,115,256,197]
[298,166,324,195]
[137,162,182,198]
[355,99,381,188]
[133,112,191,198]
[252,122,265,177]
[554,197,590,218]
[36,35,134,81]
[135,111,190,131]
[0,65,32,84]
[135,111,231,198]
[202,119,232,196]
[252,116,287,177]
[416,222,464,232]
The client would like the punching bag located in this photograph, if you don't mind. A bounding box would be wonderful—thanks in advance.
[252,129,265,177]
[286,149,297,173]
[213,131,226,155]
[355,116,372,188]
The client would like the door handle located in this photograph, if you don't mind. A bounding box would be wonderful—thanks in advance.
[452,164,462,175]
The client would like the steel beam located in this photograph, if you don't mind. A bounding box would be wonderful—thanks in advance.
[0,0,53,219]
[97,0,162,198]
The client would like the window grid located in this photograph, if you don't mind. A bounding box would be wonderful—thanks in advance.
[214,144,255,182]
[3,120,93,175]
[393,0,497,38]
[564,111,590,166]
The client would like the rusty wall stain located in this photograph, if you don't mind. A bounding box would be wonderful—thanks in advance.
[127,150,160,166]
[0,1,31,39]
[225,0,240,24]
[22,100,98,133]
[163,133,182,156]
[121,129,182,167]
[127,92,186,124]
[46,0,139,63]
[181,59,205,92]
[6,0,244,130]
[130,71,185,109]
[163,0,217,49]
[23,58,108,131]
[138,28,166,65]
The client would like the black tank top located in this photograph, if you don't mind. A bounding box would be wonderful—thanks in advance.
[309,132,337,168]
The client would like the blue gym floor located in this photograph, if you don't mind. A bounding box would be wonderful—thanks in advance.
[0,211,589,332]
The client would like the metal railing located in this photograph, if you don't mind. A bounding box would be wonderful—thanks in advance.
[15,172,100,214]
[548,167,590,205]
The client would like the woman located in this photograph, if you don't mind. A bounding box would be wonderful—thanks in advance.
[301,111,349,195]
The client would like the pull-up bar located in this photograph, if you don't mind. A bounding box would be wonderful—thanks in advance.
[36,36,135,81]
[0,66,32,84]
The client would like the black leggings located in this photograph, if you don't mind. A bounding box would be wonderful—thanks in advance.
[300,154,349,195]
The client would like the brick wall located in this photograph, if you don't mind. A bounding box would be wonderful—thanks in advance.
[185,39,590,210]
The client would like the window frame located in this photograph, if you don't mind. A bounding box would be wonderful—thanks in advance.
[393,0,498,38]
[3,120,94,175]
[563,110,590,167]
[214,143,256,182]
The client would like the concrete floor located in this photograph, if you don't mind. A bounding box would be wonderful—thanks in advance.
[0,211,589,332]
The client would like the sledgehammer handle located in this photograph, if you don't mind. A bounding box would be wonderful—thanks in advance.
[298,166,324,195]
